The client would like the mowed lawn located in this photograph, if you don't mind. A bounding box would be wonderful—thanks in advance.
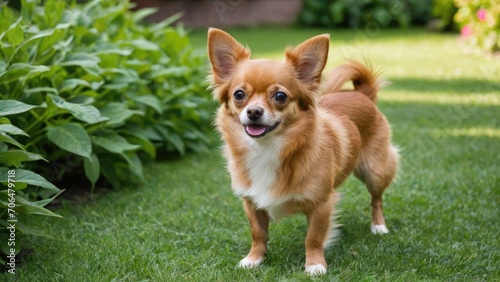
[4,28,499,281]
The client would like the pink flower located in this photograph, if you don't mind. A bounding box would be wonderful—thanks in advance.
[477,9,487,22]
[461,25,473,38]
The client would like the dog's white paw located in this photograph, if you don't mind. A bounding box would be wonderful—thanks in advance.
[371,224,389,234]
[305,264,327,276]
[237,256,263,269]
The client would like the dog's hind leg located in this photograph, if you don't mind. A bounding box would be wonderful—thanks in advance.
[355,134,399,234]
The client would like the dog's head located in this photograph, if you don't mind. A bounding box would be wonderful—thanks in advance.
[207,28,329,140]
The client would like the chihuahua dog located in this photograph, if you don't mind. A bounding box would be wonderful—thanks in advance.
[207,28,399,276]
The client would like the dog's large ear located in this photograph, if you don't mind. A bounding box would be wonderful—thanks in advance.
[285,34,329,91]
[207,28,250,95]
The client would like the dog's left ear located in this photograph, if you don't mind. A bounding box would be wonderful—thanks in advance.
[208,28,250,82]
[285,34,330,90]
[207,28,250,104]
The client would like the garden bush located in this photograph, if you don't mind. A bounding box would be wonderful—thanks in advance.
[454,0,500,53]
[0,115,63,265]
[432,0,458,31]
[0,0,213,186]
[0,0,213,262]
[298,0,433,28]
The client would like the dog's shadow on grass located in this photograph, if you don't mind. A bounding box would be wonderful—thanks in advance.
[249,215,381,271]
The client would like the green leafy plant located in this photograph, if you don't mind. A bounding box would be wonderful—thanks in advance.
[0,114,63,265]
[0,0,213,189]
[298,0,433,28]
[0,0,213,262]
[454,0,500,53]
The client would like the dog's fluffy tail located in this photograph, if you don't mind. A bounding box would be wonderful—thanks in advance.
[324,60,386,103]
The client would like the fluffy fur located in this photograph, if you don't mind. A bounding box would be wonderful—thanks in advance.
[207,28,399,276]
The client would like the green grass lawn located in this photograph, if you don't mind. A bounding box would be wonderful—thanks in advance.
[4,28,499,281]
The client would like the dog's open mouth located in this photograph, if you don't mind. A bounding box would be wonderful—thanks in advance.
[245,122,280,138]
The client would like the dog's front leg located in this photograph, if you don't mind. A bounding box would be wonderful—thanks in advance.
[238,199,270,268]
[304,192,337,276]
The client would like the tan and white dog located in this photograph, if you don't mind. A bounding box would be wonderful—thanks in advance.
[207,28,399,276]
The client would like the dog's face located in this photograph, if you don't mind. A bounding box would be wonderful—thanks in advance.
[207,28,329,140]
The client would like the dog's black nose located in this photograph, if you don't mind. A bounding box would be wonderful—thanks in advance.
[247,106,263,121]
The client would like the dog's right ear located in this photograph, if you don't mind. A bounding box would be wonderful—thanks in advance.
[207,28,250,102]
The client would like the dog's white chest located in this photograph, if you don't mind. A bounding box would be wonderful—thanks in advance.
[232,137,287,220]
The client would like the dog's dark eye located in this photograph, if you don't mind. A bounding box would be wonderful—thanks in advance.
[234,90,246,101]
[274,91,288,104]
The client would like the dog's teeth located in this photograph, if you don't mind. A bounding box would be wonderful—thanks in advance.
[305,264,327,276]
[371,224,389,234]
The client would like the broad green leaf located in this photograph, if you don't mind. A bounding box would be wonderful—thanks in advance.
[14,196,63,218]
[47,123,92,158]
[125,135,156,158]
[125,39,159,51]
[60,79,91,93]
[120,151,144,180]
[132,95,163,114]
[0,64,50,84]
[81,65,103,77]
[16,28,55,50]
[0,17,21,41]
[0,117,11,124]
[39,27,69,54]
[43,0,66,28]
[25,87,58,95]
[47,94,108,124]
[125,59,152,73]
[68,95,94,105]
[91,132,140,154]
[155,125,185,155]
[101,68,139,79]
[162,29,190,54]
[0,132,25,150]
[165,132,185,155]
[33,189,65,207]
[125,125,162,141]
[99,102,143,127]
[151,66,190,79]
[0,168,60,193]
[0,124,29,136]
[52,34,73,51]
[102,76,135,90]
[90,81,105,90]
[22,66,53,85]
[0,17,23,48]
[83,153,100,188]
[59,52,100,68]
[21,0,36,20]
[0,150,46,166]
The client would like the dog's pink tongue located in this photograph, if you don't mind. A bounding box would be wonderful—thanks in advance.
[246,124,267,136]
